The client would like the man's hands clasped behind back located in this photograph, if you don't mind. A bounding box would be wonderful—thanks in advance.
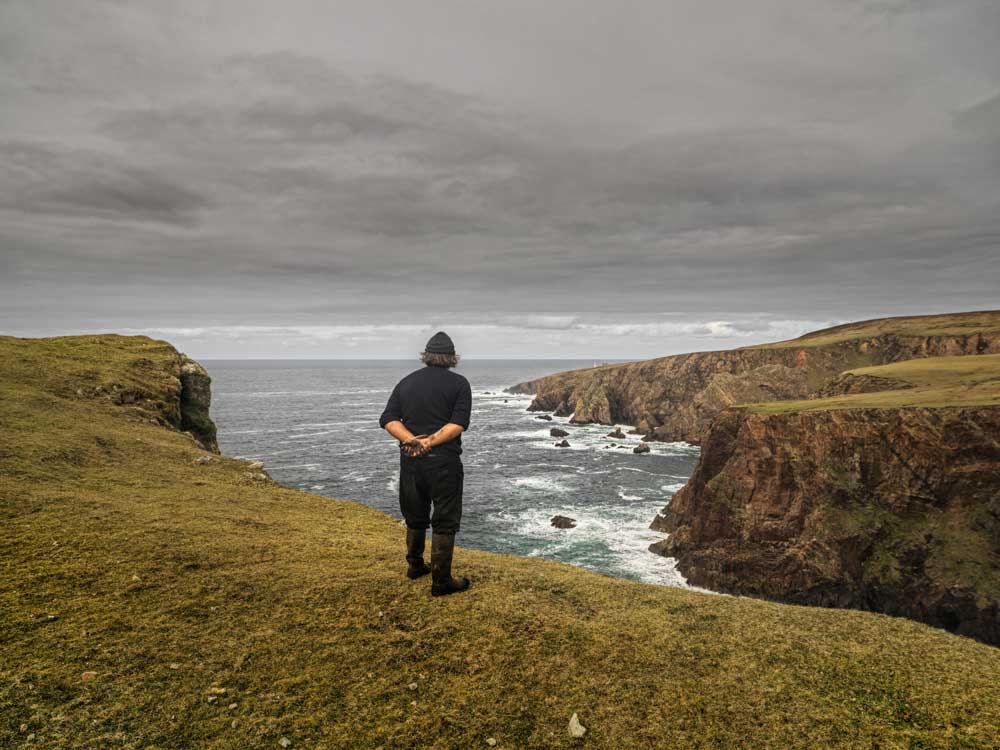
[401,434,433,458]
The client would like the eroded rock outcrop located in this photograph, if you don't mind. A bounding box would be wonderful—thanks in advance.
[649,406,1000,645]
[179,356,218,452]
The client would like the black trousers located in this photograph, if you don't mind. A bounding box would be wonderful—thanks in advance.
[398,454,464,533]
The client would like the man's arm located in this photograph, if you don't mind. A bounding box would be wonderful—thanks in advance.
[383,419,417,445]
[380,385,425,455]
[413,423,465,451]
[383,420,432,458]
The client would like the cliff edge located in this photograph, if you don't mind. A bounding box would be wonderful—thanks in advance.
[650,355,1000,645]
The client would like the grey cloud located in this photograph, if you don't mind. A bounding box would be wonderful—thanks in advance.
[0,0,997,356]
[956,93,1000,144]
[1,141,208,226]
[86,53,963,255]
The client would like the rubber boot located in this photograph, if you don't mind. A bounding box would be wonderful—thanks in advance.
[405,528,431,579]
[430,532,470,596]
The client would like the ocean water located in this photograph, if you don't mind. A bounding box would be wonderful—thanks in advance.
[205,359,699,587]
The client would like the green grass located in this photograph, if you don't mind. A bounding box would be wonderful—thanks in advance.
[747,354,1000,414]
[2,336,1000,749]
[746,310,1000,350]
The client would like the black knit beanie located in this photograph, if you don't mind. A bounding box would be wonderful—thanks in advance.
[424,331,456,355]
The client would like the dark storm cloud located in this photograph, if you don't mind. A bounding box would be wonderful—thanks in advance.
[0,0,997,355]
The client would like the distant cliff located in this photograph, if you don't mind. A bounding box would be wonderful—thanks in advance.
[511,312,1000,642]
[649,354,1000,645]
[509,311,1000,444]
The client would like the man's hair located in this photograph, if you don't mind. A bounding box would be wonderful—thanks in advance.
[420,351,460,368]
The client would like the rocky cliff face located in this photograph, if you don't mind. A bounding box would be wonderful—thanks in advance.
[649,406,1000,645]
[178,356,218,452]
[510,330,997,444]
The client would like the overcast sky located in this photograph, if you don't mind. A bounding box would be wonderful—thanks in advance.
[1,1,998,358]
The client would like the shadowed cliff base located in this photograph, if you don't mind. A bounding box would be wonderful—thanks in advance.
[2,335,1000,748]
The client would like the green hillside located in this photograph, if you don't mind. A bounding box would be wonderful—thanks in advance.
[748,353,1000,413]
[2,335,999,749]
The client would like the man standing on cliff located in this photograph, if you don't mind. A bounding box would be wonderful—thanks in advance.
[379,331,472,596]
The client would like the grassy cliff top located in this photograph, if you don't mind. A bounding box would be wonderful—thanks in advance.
[3,336,1000,749]
[747,353,1000,414]
[747,310,1000,350]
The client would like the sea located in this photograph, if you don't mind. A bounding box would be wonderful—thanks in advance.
[204,359,699,587]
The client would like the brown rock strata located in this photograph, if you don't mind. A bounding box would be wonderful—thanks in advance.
[649,406,1000,645]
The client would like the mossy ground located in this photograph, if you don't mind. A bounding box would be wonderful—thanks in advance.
[747,354,1000,413]
[3,336,1000,749]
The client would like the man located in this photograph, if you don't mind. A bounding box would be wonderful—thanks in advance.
[379,331,472,596]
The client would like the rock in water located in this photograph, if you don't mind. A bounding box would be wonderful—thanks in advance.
[606,427,626,439]
[633,442,651,454]
[568,713,586,738]
[554,439,570,448]
[535,414,553,421]
[551,515,577,529]
[550,427,569,437]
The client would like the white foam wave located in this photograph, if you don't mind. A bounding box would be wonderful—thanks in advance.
[511,476,572,493]
[529,440,591,452]
[616,467,680,477]
[296,419,371,427]
[617,488,644,501]
[286,430,339,440]
[492,502,692,587]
